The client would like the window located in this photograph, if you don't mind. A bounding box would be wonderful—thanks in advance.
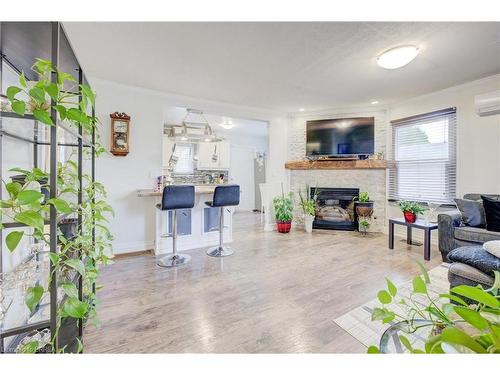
[388,108,457,204]
[173,144,194,174]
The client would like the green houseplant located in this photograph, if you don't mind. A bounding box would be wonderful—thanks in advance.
[353,191,374,218]
[399,200,426,223]
[368,263,500,354]
[358,219,370,235]
[298,184,318,233]
[2,58,113,353]
[273,186,294,233]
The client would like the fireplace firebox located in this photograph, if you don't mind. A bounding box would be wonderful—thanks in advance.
[311,187,359,231]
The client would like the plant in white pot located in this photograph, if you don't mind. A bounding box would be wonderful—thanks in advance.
[299,184,318,233]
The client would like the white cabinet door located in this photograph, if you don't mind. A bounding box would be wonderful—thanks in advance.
[197,142,219,170]
[218,140,230,170]
[162,136,176,167]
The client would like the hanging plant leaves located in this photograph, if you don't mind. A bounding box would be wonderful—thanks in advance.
[450,285,499,308]
[33,109,54,125]
[62,297,88,319]
[25,285,44,312]
[66,108,90,125]
[6,182,22,199]
[80,84,96,108]
[47,198,72,214]
[61,283,79,299]
[11,100,26,116]
[412,276,427,294]
[14,211,44,232]
[6,231,23,252]
[19,341,39,353]
[6,86,22,101]
[17,190,43,205]
[386,277,397,297]
[64,258,86,276]
[377,290,392,304]
[44,82,59,102]
[29,87,46,104]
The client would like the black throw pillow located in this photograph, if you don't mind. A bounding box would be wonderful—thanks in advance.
[454,198,486,227]
[481,195,500,232]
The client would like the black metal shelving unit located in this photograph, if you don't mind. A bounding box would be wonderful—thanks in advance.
[0,22,96,353]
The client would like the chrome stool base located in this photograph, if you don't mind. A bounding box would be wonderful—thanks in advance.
[206,246,234,257]
[156,253,191,268]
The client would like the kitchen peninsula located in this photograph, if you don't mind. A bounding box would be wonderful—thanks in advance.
[138,185,234,255]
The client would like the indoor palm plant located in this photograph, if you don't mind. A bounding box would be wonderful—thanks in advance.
[368,263,500,353]
[298,184,318,233]
[399,200,425,223]
[273,187,294,233]
[2,58,113,353]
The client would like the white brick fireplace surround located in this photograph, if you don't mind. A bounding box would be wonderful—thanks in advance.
[286,110,388,232]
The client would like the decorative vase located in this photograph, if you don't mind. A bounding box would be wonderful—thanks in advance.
[276,221,292,233]
[403,211,417,223]
[355,201,374,217]
[304,214,314,233]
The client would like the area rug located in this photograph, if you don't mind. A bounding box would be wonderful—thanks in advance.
[333,263,450,348]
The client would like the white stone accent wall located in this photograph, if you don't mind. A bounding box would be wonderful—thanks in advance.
[288,109,388,232]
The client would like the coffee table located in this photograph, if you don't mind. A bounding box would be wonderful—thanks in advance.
[388,218,438,261]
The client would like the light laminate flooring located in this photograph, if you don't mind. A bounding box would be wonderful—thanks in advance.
[84,212,442,353]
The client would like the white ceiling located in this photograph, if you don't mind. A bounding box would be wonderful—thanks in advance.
[64,22,500,112]
[164,107,268,138]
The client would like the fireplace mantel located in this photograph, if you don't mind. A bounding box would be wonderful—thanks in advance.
[285,159,393,170]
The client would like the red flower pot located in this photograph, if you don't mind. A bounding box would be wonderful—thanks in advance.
[276,221,292,233]
[403,211,417,223]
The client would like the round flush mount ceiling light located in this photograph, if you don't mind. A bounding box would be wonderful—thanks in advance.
[377,45,419,69]
[219,117,235,130]
[371,100,379,105]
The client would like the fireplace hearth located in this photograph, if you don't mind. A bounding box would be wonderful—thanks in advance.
[311,187,359,230]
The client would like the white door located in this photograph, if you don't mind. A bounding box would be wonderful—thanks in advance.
[230,144,255,211]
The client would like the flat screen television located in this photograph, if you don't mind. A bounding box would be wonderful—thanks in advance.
[306,117,375,157]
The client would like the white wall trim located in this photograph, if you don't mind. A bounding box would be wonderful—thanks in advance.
[112,240,155,255]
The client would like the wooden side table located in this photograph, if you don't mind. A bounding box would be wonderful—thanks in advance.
[388,218,438,261]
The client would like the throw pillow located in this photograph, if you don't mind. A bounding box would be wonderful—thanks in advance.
[481,195,500,232]
[454,198,486,227]
[483,241,500,258]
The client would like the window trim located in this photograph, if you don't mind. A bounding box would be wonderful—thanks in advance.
[388,107,457,204]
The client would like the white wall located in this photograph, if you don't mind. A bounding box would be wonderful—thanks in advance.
[91,78,286,254]
[387,74,500,198]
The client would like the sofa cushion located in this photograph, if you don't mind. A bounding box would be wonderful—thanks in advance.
[454,226,500,243]
[454,198,485,227]
[447,246,500,276]
[448,262,494,287]
[482,195,500,232]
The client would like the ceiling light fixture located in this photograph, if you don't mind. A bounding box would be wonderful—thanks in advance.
[371,100,379,105]
[299,108,305,112]
[219,117,235,130]
[377,45,419,70]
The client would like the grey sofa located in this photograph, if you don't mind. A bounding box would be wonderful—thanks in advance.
[438,193,500,289]
[438,193,500,262]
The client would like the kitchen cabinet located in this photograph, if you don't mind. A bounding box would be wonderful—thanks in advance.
[197,140,230,170]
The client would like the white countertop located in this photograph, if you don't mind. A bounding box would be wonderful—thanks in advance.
[137,185,220,197]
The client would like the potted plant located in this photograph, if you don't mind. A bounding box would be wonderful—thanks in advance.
[368,263,500,353]
[399,200,425,223]
[359,219,370,235]
[353,191,374,217]
[273,189,294,233]
[298,184,318,233]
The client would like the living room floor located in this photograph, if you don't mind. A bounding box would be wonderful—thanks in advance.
[84,212,443,353]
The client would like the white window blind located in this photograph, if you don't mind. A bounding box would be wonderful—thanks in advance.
[173,144,194,174]
[388,108,457,204]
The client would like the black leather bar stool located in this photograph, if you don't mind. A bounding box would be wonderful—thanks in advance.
[205,185,240,257]
[156,185,195,267]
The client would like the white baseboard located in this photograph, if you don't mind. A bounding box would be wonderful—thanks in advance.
[112,240,154,255]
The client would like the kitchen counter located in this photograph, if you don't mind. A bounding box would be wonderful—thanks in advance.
[137,185,221,197]
[140,184,234,254]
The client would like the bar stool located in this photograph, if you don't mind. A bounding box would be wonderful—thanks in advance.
[205,184,240,257]
[156,185,195,268]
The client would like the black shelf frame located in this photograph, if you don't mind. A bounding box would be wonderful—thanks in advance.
[0,22,96,353]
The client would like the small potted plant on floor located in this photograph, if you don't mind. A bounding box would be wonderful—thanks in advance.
[399,200,425,223]
[359,219,370,235]
[273,189,294,233]
[354,191,374,217]
[299,184,318,233]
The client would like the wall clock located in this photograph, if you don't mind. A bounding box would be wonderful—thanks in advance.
[110,112,131,156]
